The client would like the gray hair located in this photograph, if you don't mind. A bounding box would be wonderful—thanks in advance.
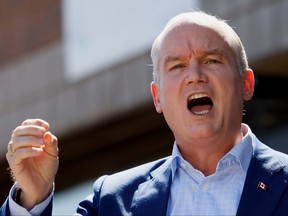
[151,11,249,84]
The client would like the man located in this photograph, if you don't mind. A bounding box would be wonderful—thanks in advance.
[1,11,288,215]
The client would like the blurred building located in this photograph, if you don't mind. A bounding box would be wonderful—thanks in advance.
[0,0,287,214]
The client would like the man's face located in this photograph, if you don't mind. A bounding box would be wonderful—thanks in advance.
[151,23,254,145]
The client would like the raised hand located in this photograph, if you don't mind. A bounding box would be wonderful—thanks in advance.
[6,119,59,210]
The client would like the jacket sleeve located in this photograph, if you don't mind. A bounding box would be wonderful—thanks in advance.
[76,175,108,216]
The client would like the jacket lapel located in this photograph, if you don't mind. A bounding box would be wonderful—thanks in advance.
[131,158,172,216]
[236,140,288,216]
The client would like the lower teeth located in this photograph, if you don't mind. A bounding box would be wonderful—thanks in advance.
[193,110,209,115]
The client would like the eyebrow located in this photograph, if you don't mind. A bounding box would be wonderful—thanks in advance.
[163,55,187,66]
[202,48,228,57]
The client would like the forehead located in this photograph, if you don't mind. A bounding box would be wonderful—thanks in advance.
[159,23,231,59]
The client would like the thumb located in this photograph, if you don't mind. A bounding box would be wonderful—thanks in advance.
[43,132,58,158]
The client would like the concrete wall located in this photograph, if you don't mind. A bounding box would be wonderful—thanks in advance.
[0,42,153,153]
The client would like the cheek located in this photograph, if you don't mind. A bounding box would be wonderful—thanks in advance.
[215,75,243,102]
[159,80,179,109]
[160,76,176,94]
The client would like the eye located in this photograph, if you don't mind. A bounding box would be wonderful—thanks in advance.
[169,64,185,71]
[206,59,221,64]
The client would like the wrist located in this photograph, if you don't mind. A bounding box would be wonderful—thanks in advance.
[19,184,53,211]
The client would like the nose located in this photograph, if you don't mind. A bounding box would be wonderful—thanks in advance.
[185,62,207,84]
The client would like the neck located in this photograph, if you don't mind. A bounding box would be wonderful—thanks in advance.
[176,132,243,176]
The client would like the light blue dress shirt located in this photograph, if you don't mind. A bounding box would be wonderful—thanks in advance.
[8,183,53,216]
[167,124,253,215]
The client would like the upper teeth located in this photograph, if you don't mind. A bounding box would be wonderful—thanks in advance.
[189,93,209,100]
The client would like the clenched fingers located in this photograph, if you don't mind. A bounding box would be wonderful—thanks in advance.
[9,125,46,152]
[7,119,57,159]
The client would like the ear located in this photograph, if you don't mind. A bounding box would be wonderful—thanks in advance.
[151,82,163,113]
[243,69,254,101]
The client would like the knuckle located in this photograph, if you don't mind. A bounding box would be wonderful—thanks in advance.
[21,119,32,125]
[12,126,20,136]
[22,118,49,128]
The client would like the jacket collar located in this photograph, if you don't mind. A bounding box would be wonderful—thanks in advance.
[131,157,172,216]
[236,135,288,215]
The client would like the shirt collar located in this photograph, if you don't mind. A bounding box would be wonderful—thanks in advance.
[170,124,254,181]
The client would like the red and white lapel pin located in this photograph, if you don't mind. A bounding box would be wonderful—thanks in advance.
[257,181,267,191]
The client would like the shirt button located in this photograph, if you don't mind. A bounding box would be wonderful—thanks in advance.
[180,162,187,169]
[202,183,209,191]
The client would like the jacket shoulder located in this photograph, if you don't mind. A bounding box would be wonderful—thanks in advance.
[99,156,170,191]
[273,149,288,174]
[77,157,171,215]
[254,138,288,177]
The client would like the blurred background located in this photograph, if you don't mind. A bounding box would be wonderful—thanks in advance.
[0,0,287,214]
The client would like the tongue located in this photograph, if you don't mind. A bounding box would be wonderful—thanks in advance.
[191,104,212,114]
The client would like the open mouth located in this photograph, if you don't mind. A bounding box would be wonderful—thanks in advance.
[187,93,213,115]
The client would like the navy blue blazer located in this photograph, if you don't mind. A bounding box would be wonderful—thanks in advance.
[1,136,288,216]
